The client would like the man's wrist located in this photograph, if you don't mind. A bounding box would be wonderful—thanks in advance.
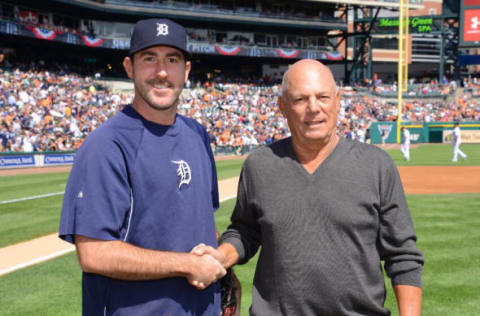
[218,242,239,269]
[175,253,197,278]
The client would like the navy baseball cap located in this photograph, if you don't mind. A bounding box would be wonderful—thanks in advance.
[129,18,191,60]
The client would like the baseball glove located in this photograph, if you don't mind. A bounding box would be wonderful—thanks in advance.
[221,268,241,316]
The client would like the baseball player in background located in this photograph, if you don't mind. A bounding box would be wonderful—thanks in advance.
[452,121,467,162]
[401,126,410,161]
[59,18,226,315]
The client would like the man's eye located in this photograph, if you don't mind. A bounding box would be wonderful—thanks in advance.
[144,57,155,63]
[168,57,179,63]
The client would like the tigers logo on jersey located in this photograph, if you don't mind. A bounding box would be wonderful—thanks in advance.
[172,160,191,188]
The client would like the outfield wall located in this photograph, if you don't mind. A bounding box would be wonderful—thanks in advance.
[370,122,480,144]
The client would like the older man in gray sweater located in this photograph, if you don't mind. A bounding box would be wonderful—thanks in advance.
[194,59,424,316]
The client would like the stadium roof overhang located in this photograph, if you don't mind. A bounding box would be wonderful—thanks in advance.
[302,0,424,10]
[56,0,347,31]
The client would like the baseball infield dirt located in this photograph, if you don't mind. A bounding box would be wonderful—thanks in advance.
[400,166,480,194]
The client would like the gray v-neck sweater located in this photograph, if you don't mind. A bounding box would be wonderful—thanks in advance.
[221,137,423,316]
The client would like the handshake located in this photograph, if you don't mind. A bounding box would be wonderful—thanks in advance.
[187,243,227,290]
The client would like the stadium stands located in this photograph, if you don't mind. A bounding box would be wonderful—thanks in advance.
[0,0,477,154]
[0,68,131,152]
[1,66,479,154]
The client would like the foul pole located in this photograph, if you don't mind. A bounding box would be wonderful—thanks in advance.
[397,0,409,143]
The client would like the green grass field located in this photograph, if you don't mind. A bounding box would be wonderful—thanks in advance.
[0,159,245,248]
[387,143,479,166]
[1,144,479,315]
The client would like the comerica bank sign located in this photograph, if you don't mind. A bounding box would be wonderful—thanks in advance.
[378,17,434,33]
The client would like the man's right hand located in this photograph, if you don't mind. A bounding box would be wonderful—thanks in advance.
[187,253,226,290]
[191,243,226,266]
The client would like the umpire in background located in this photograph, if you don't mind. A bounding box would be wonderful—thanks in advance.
[194,59,424,315]
[59,18,226,315]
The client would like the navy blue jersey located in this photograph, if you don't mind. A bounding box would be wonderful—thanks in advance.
[59,105,220,316]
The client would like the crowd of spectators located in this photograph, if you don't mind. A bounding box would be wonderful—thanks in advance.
[2,66,480,154]
[337,90,480,143]
[0,67,130,153]
[179,82,288,155]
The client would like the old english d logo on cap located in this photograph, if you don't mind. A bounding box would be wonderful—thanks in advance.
[157,23,169,36]
[129,18,191,60]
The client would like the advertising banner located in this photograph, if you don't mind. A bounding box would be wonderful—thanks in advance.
[0,155,35,169]
[443,130,480,143]
[43,153,76,165]
[460,0,480,47]
[405,127,425,143]
[370,122,397,144]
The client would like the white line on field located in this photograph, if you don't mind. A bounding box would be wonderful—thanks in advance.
[219,194,236,203]
[0,193,238,276]
[1,191,234,205]
[0,192,65,204]
[0,246,75,276]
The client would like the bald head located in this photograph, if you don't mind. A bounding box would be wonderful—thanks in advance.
[277,59,341,149]
[281,59,337,97]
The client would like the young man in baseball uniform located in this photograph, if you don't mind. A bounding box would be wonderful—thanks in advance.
[59,19,225,315]
[452,121,467,162]
[401,126,411,161]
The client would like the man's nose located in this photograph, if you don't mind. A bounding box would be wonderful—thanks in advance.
[307,97,321,113]
[155,62,168,78]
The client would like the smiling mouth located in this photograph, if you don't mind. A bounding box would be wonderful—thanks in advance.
[148,80,172,90]
[152,84,170,90]
[306,120,325,126]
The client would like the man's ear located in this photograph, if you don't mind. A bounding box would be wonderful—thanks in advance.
[184,60,192,83]
[278,96,286,116]
[335,91,341,113]
[123,57,133,79]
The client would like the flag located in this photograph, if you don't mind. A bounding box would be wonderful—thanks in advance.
[81,35,103,47]
[33,27,56,40]
[276,49,299,58]
[19,11,39,24]
[215,46,241,56]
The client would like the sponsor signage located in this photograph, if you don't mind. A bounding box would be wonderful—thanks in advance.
[370,122,397,144]
[465,0,480,7]
[406,127,425,143]
[443,130,480,143]
[0,155,35,168]
[463,9,480,42]
[461,0,480,47]
[43,153,75,165]
[187,43,216,54]
[377,17,435,33]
